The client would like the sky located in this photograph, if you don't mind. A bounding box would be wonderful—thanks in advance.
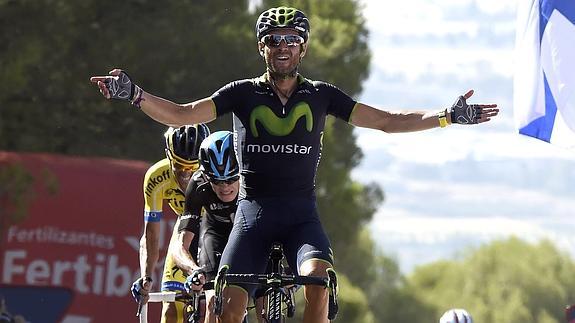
[354,0,575,273]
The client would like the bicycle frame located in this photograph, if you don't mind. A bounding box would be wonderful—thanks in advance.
[214,243,339,323]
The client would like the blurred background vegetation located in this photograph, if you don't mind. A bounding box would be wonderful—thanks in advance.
[1,0,574,322]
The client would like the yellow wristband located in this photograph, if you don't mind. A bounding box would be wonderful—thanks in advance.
[438,110,448,128]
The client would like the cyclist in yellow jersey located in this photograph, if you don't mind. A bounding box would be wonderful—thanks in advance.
[131,124,210,323]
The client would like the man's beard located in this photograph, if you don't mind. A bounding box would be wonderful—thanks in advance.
[266,58,300,80]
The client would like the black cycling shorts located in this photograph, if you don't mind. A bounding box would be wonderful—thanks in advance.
[219,196,334,296]
[199,217,232,281]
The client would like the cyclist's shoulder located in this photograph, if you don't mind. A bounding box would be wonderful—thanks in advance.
[144,158,170,176]
[188,171,213,196]
[300,77,338,90]
[218,76,263,91]
[143,158,175,187]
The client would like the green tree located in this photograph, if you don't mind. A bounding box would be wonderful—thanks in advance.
[0,164,35,237]
[0,0,257,159]
[405,237,575,323]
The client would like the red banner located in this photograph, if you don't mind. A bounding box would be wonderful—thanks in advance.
[0,152,176,323]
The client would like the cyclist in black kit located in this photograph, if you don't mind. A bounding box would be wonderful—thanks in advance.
[91,6,499,322]
[170,131,239,323]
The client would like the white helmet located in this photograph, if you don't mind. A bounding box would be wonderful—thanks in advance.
[439,308,473,323]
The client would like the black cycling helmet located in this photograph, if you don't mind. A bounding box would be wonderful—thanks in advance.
[199,131,239,180]
[165,124,210,165]
[255,6,310,42]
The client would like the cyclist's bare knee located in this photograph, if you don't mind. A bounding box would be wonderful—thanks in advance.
[218,286,248,323]
[300,259,331,323]
[300,259,331,303]
[299,258,331,277]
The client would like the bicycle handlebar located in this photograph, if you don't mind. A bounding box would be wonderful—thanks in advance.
[147,291,178,303]
[221,273,328,288]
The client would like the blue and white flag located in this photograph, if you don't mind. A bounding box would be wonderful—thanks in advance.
[514,0,575,149]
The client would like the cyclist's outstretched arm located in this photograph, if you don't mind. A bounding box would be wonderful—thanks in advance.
[350,89,499,133]
[90,68,216,127]
[140,95,216,127]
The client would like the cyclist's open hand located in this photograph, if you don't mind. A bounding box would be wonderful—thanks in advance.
[131,276,153,304]
[90,69,143,106]
[184,269,206,293]
[449,89,499,124]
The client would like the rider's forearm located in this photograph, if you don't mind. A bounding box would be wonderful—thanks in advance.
[139,92,216,127]
[139,233,159,278]
[170,245,200,275]
[351,103,450,133]
[382,109,450,133]
[138,92,191,127]
[169,237,200,275]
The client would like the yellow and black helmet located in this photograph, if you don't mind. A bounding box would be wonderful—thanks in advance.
[165,124,210,165]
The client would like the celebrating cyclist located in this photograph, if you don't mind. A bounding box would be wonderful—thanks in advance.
[131,124,209,323]
[91,6,499,323]
[170,131,240,323]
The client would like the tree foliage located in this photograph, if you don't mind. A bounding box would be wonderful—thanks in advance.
[0,0,257,159]
[405,237,575,323]
[0,164,35,238]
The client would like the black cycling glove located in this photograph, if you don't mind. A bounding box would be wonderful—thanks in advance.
[103,71,143,107]
[449,95,480,124]
[184,268,206,293]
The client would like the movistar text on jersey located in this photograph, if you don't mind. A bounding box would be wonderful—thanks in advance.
[247,143,312,154]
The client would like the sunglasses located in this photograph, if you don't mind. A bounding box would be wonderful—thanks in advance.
[171,160,199,172]
[174,164,198,173]
[261,34,305,48]
[209,175,240,186]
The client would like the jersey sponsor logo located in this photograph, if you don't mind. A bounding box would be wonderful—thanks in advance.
[144,169,171,198]
[166,188,184,197]
[165,189,185,210]
[246,143,312,154]
[249,102,313,137]
[167,197,185,210]
[209,203,230,211]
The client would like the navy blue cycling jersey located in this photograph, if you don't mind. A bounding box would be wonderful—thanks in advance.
[179,171,236,235]
[212,73,357,198]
